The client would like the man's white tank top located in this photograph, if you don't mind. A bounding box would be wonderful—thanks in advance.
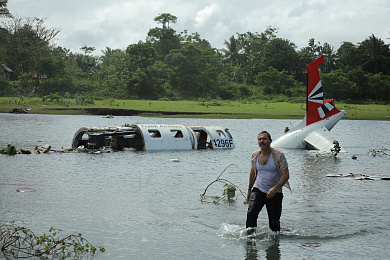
[253,154,282,193]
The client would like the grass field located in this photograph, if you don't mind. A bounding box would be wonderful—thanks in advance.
[1,97,389,120]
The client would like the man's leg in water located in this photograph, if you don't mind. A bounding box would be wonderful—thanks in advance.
[246,188,266,235]
[265,193,283,232]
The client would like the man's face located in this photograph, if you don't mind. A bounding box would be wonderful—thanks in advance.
[258,133,271,150]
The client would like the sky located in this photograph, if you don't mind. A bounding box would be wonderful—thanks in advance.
[5,0,390,55]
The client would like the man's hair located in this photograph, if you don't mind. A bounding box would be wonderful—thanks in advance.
[258,131,271,140]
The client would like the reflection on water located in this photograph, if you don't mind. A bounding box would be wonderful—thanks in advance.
[245,237,280,260]
[245,241,259,260]
[265,239,281,260]
[217,223,281,260]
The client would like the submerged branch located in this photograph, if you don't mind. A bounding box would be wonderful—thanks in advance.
[369,147,389,156]
[200,164,247,203]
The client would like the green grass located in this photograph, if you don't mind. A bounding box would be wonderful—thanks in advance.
[0,97,389,120]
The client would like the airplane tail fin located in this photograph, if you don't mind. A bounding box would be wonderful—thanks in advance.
[306,55,341,126]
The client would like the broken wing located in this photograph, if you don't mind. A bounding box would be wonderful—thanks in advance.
[304,126,346,152]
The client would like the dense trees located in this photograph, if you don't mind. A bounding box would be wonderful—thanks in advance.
[1,13,389,103]
[1,16,60,76]
[358,34,390,74]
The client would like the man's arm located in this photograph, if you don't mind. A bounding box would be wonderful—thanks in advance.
[266,167,289,198]
[247,169,256,202]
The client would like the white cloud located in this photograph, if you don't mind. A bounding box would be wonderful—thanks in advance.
[195,3,219,27]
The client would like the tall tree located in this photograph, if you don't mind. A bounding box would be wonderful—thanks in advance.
[233,28,278,83]
[0,0,12,17]
[222,35,245,65]
[298,39,337,74]
[0,15,60,77]
[98,47,129,96]
[358,34,390,74]
[320,42,337,73]
[298,38,323,71]
[126,41,165,99]
[129,60,171,99]
[336,41,358,71]
[75,45,98,77]
[263,38,299,73]
[148,13,180,57]
[165,38,222,98]
[221,35,246,83]
[126,41,157,72]
[154,13,177,29]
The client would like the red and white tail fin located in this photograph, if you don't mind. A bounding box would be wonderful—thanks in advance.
[306,55,341,126]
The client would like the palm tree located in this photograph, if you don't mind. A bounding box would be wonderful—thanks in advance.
[321,42,337,73]
[222,35,245,65]
[358,34,390,74]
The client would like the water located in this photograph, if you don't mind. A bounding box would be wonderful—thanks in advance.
[1,114,390,259]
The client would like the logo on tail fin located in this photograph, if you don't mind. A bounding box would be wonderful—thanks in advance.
[306,56,341,126]
[318,100,335,119]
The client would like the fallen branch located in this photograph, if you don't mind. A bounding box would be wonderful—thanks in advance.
[200,164,247,204]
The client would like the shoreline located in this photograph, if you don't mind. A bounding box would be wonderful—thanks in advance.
[2,107,262,119]
[1,98,389,120]
[2,106,390,120]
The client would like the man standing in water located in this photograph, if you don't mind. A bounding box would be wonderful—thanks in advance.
[246,131,290,235]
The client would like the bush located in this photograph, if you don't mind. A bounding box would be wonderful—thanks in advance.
[38,77,74,96]
[0,144,19,155]
[0,79,9,96]
[0,221,105,259]
[75,94,94,105]
[42,93,63,103]
[254,67,299,95]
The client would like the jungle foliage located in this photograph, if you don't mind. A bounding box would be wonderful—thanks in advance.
[1,13,390,103]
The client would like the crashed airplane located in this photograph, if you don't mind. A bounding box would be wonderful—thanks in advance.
[272,55,346,152]
[72,124,234,151]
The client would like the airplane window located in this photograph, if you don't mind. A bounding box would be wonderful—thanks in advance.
[148,130,161,138]
[216,130,226,138]
[171,130,183,138]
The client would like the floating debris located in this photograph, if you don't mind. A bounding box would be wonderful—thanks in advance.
[9,108,28,114]
[325,174,343,177]
[34,144,51,154]
[20,148,32,154]
[326,173,389,181]
[369,147,389,157]
[17,188,36,192]
[64,146,114,154]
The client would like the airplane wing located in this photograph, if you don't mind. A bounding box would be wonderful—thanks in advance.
[304,126,346,152]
